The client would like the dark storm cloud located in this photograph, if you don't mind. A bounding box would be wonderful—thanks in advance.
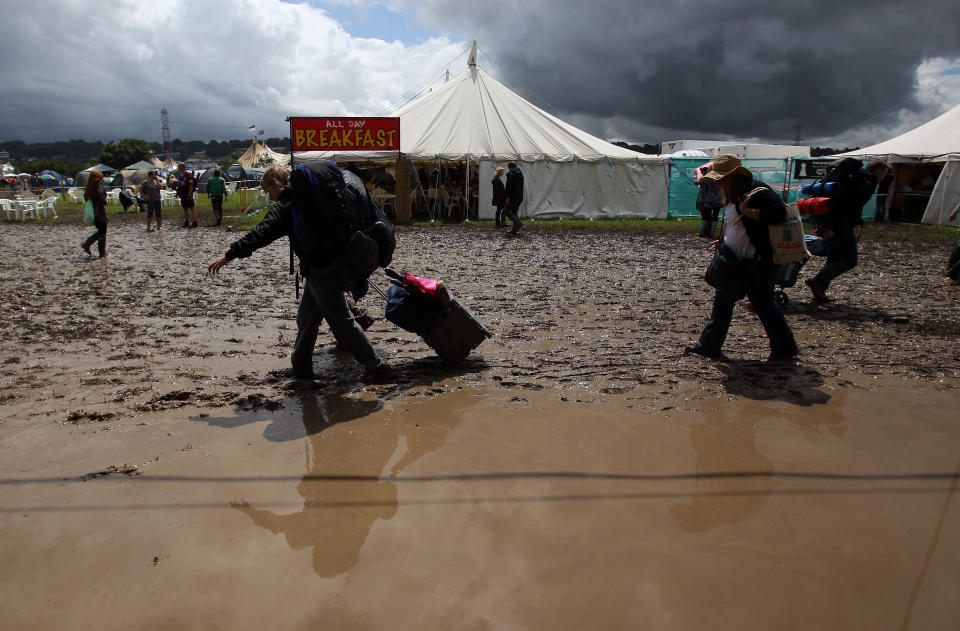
[412,0,960,143]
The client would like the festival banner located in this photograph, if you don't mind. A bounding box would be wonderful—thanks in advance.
[289,117,400,152]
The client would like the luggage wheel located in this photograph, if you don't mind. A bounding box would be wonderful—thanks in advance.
[774,290,789,306]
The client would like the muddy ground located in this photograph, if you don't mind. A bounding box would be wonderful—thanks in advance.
[0,219,957,418]
[1,218,959,630]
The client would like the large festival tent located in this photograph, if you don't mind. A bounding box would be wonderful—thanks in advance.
[840,103,960,225]
[237,139,290,168]
[295,43,669,220]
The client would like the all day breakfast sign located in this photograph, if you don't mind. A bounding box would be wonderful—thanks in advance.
[289,117,400,152]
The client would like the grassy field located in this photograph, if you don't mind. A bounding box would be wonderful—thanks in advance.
[8,193,959,244]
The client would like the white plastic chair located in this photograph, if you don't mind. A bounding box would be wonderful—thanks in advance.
[37,196,58,219]
[16,199,38,220]
[0,198,17,221]
[67,188,84,203]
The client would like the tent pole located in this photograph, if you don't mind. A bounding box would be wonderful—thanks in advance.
[409,154,431,221]
[465,158,471,222]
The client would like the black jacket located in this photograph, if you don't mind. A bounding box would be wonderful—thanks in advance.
[738,181,787,263]
[827,168,876,229]
[491,176,505,206]
[85,188,108,224]
[224,187,346,275]
[223,165,378,275]
[505,168,524,205]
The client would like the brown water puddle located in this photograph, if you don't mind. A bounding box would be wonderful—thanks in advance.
[0,380,957,630]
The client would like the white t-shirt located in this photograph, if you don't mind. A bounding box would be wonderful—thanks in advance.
[722,202,756,260]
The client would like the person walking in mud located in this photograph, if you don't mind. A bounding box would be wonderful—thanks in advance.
[206,165,389,381]
[492,166,506,227]
[695,164,723,238]
[140,170,163,232]
[686,155,799,361]
[81,170,108,258]
[177,162,197,228]
[503,161,524,235]
[206,168,227,226]
[804,159,889,302]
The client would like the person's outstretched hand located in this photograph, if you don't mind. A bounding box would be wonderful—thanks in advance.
[208,255,229,275]
[709,239,720,252]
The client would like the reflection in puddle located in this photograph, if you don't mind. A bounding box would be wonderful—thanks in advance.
[670,407,777,533]
[221,389,462,577]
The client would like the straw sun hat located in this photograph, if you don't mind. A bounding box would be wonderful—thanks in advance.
[699,154,752,181]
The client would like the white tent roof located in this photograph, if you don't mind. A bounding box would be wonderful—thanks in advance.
[298,62,660,165]
[394,66,651,163]
[841,103,960,161]
[238,140,290,167]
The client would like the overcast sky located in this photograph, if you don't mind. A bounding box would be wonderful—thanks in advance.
[1,0,959,149]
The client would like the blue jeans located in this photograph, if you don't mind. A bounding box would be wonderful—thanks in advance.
[697,261,797,356]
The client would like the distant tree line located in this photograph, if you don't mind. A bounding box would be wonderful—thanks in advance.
[0,137,291,176]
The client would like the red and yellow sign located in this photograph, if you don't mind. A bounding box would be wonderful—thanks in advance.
[289,117,400,152]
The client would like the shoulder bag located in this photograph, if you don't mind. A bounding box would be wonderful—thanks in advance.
[704,203,756,300]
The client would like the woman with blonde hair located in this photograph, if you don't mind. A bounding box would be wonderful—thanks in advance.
[82,170,108,257]
[492,166,506,227]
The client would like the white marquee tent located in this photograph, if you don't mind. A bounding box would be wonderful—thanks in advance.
[238,140,291,168]
[841,103,960,225]
[295,44,669,219]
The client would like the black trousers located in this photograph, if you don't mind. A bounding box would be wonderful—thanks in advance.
[811,225,858,291]
[83,220,107,256]
[494,204,505,225]
[503,201,522,231]
[211,195,224,223]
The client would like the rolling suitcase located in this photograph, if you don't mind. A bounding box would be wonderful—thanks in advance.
[372,268,492,364]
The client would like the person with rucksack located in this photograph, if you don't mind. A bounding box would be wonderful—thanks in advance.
[686,155,799,362]
[206,164,391,381]
[804,158,888,302]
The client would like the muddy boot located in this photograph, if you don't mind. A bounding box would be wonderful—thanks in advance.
[698,220,710,238]
[805,277,831,302]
